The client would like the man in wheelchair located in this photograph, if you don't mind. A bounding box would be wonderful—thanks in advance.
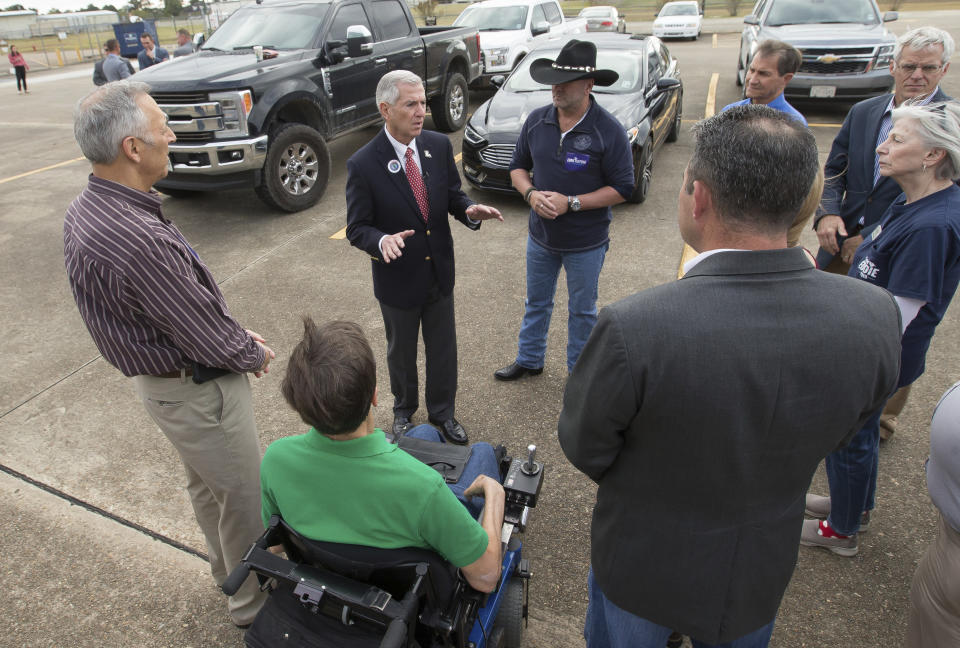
[225,318,541,648]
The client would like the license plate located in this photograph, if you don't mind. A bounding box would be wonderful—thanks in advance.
[810,85,836,98]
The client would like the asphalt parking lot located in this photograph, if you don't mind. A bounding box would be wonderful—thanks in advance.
[1,12,959,648]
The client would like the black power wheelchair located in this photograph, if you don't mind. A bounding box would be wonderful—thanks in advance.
[223,440,546,648]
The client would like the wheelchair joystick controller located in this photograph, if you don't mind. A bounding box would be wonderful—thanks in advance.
[522,444,540,476]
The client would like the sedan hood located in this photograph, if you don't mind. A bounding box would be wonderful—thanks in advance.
[475,90,639,138]
[654,16,699,26]
[760,23,892,47]
[135,49,309,90]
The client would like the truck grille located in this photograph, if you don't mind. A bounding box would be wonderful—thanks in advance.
[478,144,515,168]
[172,132,215,143]
[802,47,874,56]
[800,60,869,75]
[151,91,209,103]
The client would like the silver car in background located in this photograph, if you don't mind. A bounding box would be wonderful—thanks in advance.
[578,5,627,33]
[737,0,898,101]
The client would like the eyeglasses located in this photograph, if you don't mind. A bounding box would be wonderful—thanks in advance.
[896,63,944,75]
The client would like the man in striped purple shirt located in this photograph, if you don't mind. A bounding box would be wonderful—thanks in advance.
[63,80,274,627]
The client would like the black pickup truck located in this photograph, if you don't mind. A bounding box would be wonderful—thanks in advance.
[136,0,481,212]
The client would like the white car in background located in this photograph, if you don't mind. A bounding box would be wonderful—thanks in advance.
[653,0,702,40]
[578,5,626,33]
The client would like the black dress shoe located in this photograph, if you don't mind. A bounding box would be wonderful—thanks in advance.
[392,415,412,439]
[494,362,544,381]
[429,417,469,445]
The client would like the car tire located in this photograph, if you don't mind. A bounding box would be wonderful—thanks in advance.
[666,91,682,143]
[627,140,653,204]
[255,123,331,213]
[430,71,468,132]
[736,52,745,87]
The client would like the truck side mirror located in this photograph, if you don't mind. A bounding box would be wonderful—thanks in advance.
[425,15,437,26]
[531,20,549,37]
[743,14,759,25]
[882,11,898,22]
[193,32,205,47]
[346,24,373,58]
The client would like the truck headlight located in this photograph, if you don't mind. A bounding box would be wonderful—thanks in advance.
[210,89,253,138]
[488,47,509,67]
[876,44,894,67]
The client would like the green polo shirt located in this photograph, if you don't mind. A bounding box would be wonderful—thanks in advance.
[260,428,489,568]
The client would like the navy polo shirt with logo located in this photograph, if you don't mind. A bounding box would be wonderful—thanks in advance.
[510,96,634,253]
[849,183,960,386]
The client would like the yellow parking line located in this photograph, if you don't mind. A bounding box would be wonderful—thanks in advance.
[0,156,85,185]
[705,72,719,118]
[712,33,718,48]
[331,152,464,239]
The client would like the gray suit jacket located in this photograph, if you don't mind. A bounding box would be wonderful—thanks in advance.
[558,248,901,643]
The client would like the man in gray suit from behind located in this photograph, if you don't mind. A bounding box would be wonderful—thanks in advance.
[558,105,902,648]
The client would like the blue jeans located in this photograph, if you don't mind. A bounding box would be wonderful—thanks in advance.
[516,236,608,373]
[585,569,775,648]
[825,403,885,535]
[405,424,501,518]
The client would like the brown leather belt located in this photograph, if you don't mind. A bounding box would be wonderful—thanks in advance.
[152,367,194,379]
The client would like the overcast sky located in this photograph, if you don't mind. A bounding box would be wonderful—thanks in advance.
[17,1,124,15]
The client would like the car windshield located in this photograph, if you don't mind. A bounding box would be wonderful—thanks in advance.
[765,0,879,26]
[202,3,329,50]
[580,7,612,18]
[453,5,529,30]
[504,47,643,94]
[659,4,698,17]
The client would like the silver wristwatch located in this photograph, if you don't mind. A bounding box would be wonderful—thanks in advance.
[568,195,581,212]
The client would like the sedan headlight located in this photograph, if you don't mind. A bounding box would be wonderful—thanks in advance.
[464,124,487,146]
[626,125,640,145]
[487,47,509,67]
[876,44,894,67]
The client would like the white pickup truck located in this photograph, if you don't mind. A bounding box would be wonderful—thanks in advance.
[452,0,586,82]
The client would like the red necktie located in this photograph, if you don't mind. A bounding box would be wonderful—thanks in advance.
[405,147,429,223]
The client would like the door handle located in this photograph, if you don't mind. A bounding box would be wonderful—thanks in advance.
[375,58,387,65]
[412,48,423,55]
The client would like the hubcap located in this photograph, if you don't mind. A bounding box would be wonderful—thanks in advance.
[279,143,319,196]
[448,84,464,123]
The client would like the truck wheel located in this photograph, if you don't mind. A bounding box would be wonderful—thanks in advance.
[627,140,652,204]
[430,71,468,132]
[255,123,330,213]
[493,579,525,648]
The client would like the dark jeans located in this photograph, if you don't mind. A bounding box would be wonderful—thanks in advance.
[14,65,26,91]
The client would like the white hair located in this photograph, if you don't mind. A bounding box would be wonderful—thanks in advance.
[894,26,955,65]
[74,80,153,164]
[376,70,423,106]
[892,101,960,181]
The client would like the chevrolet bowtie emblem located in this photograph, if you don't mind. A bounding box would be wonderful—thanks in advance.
[817,54,841,64]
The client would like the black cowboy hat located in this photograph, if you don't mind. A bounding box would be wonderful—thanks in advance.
[529,39,619,87]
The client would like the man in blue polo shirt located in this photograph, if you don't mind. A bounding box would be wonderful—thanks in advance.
[723,39,806,126]
[495,39,634,381]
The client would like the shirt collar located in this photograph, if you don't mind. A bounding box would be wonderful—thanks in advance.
[384,127,419,163]
[87,174,166,218]
[545,95,597,131]
[886,86,940,113]
[303,427,396,458]
[682,248,748,275]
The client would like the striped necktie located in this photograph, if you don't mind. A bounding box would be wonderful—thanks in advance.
[405,147,429,222]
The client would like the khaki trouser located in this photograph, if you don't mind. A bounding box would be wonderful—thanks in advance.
[134,372,267,625]
[907,515,960,647]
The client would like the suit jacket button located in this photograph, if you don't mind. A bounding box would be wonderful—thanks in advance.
[425,256,431,261]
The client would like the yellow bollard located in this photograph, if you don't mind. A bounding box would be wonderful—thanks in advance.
[56,48,64,66]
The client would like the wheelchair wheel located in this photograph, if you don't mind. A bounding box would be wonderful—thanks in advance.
[494,579,525,648]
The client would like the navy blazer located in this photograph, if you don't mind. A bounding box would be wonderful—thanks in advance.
[346,129,477,309]
[816,88,950,267]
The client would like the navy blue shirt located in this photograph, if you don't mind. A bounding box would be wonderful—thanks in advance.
[849,184,960,386]
[509,96,634,252]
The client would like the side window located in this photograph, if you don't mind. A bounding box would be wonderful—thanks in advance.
[647,47,662,87]
[531,3,547,27]
[658,44,670,74]
[327,3,373,43]
[373,0,413,40]
[542,2,562,25]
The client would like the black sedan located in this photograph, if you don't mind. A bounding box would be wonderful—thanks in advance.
[461,33,682,203]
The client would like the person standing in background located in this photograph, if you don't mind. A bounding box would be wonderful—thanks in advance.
[8,45,28,94]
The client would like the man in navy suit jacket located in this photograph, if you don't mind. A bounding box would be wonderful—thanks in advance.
[814,27,953,271]
[346,70,501,444]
